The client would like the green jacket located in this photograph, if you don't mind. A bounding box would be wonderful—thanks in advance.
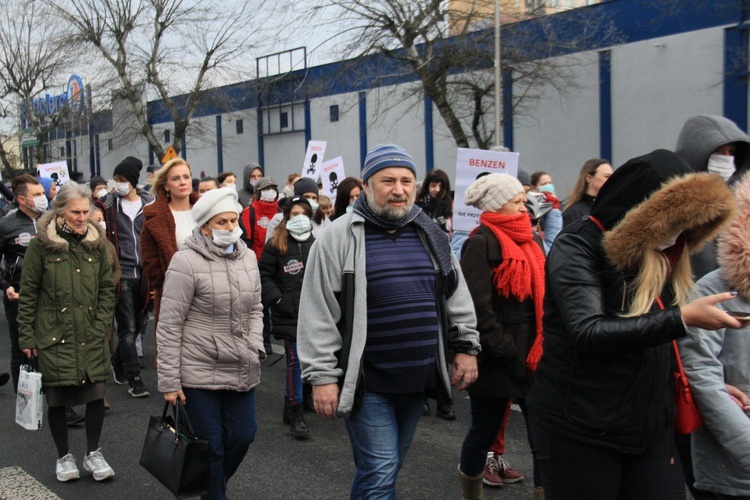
[18,211,115,388]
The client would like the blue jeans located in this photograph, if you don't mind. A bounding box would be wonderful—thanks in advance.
[284,340,303,405]
[344,391,424,499]
[182,388,258,500]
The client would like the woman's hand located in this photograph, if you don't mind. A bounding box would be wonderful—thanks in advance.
[681,292,745,330]
[163,390,186,405]
[726,383,750,412]
[21,348,37,358]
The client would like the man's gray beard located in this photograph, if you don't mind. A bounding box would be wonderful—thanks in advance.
[366,192,414,221]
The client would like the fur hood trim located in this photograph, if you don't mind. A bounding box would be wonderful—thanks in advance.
[719,171,750,299]
[37,210,106,253]
[604,172,736,271]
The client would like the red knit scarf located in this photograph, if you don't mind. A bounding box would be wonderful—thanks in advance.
[476,212,546,371]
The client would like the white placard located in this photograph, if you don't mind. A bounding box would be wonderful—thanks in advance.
[301,140,327,180]
[453,148,519,232]
[320,156,346,200]
[37,161,71,185]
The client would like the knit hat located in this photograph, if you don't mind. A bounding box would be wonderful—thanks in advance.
[113,156,143,189]
[38,177,54,199]
[254,177,277,193]
[192,186,242,226]
[89,176,107,192]
[294,177,318,196]
[361,144,417,183]
[465,173,524,212]
[516,168,531,187]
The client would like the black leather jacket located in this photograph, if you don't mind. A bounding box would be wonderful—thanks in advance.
[0,208,39,293]
[527,217,685,454]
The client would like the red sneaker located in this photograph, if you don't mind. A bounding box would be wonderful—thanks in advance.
[496,455,524,484]
[483,453,503,487]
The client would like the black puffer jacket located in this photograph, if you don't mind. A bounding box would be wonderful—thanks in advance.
[528,150,737,454]
[258,235,314,341]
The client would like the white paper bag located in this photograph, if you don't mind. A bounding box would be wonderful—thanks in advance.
[15,364,43,430]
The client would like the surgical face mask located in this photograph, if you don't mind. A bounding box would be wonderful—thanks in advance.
[286,214,312,236]
[95,188,108,199]
[208,225,243,247]
[224,183,237,191]
[98,221,107,231]
[283,185,295,198]
[346,204,354,214]
[707,154,736,181]
[260,189,277,202]
[114,181,132,197]
[249,179,259,188]
[27,195,48,214]
[307,199,319,215]
[539,184,556,195]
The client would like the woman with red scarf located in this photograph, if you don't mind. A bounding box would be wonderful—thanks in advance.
[457,173,546,499]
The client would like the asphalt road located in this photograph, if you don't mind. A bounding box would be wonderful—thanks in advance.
[0,311,536,499]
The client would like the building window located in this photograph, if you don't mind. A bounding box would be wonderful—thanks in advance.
[60,146,65,157]
[236,119,244,134]
[164,130,171,143]
[280,111,289,129]
[107,139,113,151]
[330,105,339,122]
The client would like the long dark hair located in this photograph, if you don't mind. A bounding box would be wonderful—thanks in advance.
[417,169,452,218]
[563,159,609,211]
[332,177,364,220]
[271,198,313,257]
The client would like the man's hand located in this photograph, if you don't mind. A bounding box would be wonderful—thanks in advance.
[21,348,37,358]
[312,383,340,420]
[451,353,478,390]
[6,286,19,301]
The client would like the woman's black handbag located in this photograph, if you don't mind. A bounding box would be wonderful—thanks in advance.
[139,401,211,498]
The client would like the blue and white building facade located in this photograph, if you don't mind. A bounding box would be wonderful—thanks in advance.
[43,0,750,199]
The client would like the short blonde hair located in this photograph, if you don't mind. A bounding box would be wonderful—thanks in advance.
[150,158,191,198]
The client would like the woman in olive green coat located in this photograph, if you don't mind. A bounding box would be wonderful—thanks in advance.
[18,182,116,483]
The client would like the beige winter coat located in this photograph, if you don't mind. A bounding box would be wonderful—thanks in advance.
[156,227,265,393]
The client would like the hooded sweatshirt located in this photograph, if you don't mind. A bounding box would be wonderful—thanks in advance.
[238,163,263,208]
[675,115,750,278]
[675,115,750,179]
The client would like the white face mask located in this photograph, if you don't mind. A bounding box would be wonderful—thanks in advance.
[98,221,107,231]
[260,189,277,202]
[27,195,48,214]
[95,188,108,199]
[707,154,736,181]
[208,225,243,248]
[307,199,319,215]
[114,181,132,197]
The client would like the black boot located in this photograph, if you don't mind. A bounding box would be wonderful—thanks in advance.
[290,403,309,440]
[282,398,293,424]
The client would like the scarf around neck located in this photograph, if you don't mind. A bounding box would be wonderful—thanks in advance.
[352,194,457,296]
[476,211,546,370]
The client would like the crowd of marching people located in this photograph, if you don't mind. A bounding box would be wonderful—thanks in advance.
[3,113,750,499]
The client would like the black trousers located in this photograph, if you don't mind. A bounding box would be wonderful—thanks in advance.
[531,417,685,499]
[4,298,23,392]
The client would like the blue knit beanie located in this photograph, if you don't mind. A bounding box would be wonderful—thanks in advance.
[361,144,417,183]
[39,177,54,199]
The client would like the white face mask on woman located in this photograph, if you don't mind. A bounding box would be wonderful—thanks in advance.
[707,154,736,181]
[208,225,243,248]
[260,189,277,202]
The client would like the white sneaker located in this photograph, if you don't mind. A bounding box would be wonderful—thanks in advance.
[83,449,115,481]
[56,452,80,482]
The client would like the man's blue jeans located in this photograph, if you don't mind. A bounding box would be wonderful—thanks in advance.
[182,388,258,500]
[343,391,424,499]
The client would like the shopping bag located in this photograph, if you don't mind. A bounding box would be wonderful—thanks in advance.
[15,361,43,430]
[139,401,210,498]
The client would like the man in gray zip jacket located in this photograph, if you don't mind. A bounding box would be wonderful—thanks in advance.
[298,144,480,499]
